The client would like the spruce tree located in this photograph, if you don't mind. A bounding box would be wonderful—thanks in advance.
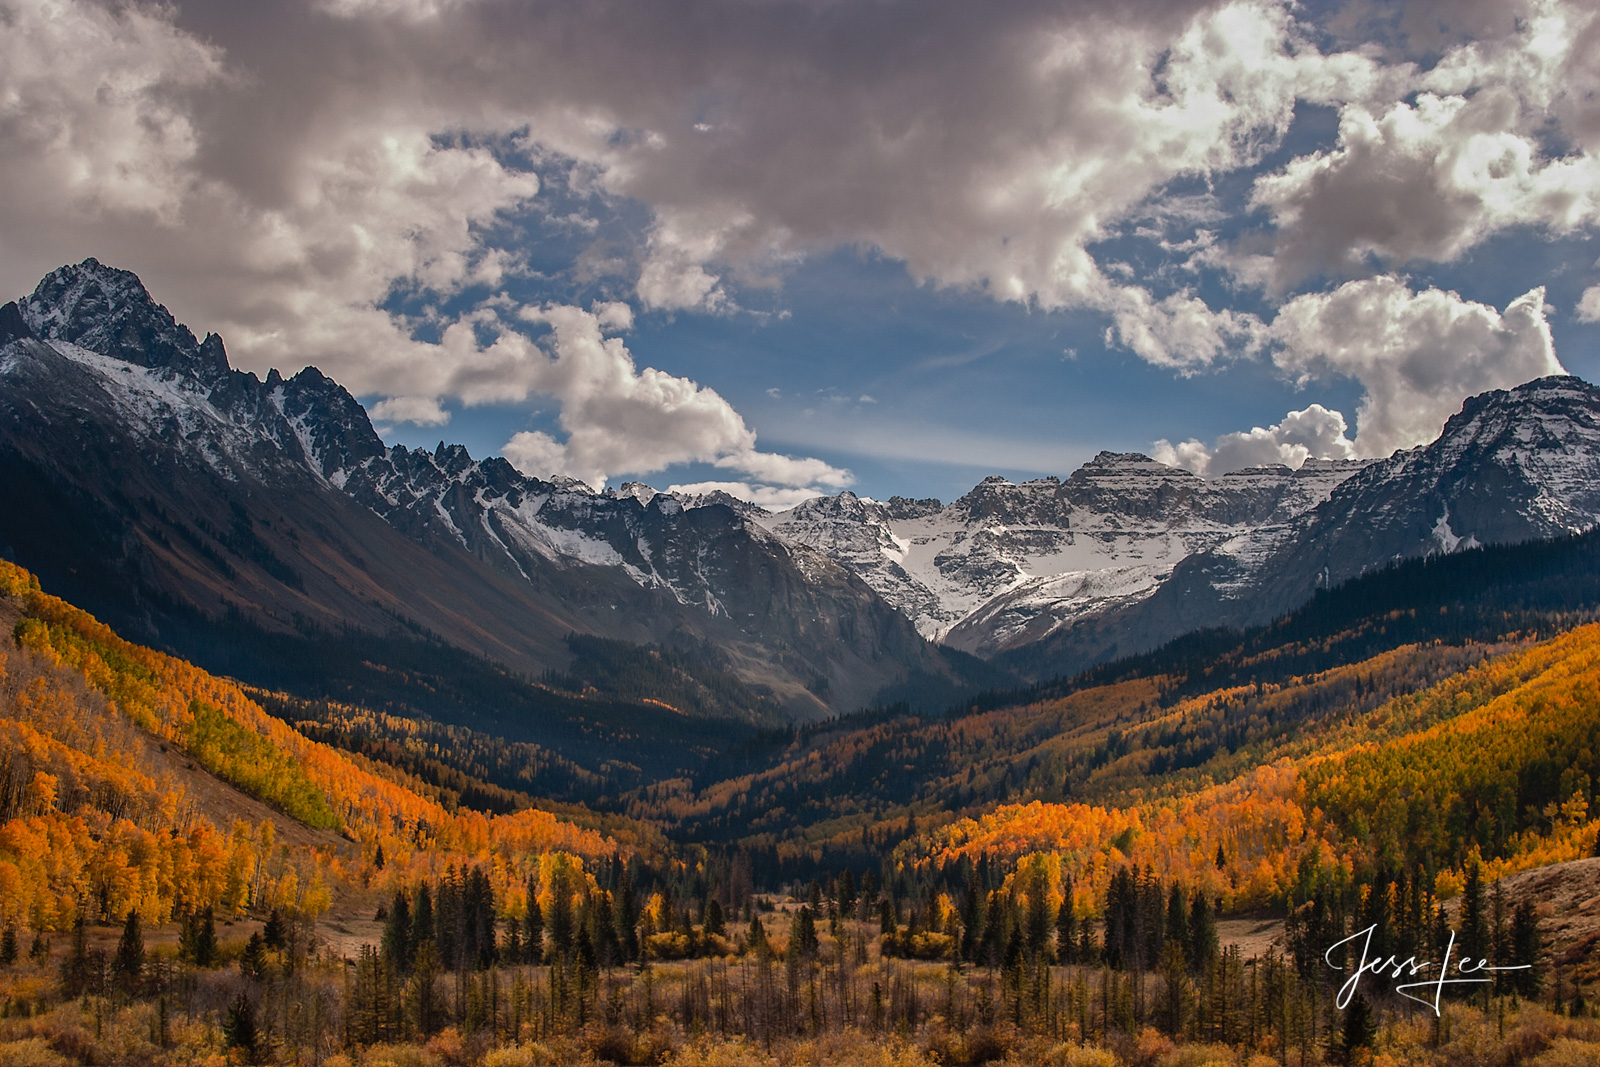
[240,931,268,980]
[224,993,263,1064]
[112,908,145,993]
[1056,898,1077,964]
[792,906,820,961]
[262,908,286,950]
[410,883,434,960]
[1338,993,1376,1063]
[1511,899,1544,997]
[381,888,412,974]
[523,894,544,963]
[61,913,89,997]
[1188,891,1218,972]
[1461,860,1489,966]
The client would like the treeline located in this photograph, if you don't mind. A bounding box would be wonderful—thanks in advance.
[992,525,1600,714]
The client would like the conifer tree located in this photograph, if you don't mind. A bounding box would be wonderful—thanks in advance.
[410,883,434,960]
[1337,993,1376,1064]
[262,908,286,950]
[381,888,412,974]
[523,894,544,963]
[112,908,144,993]
[61,913,89,998]
[240,932,268,980]
[1188,891,1218,972]
[791,906,820,961]
[224,993,263,1065]
[704,898,726,939]
[1056,898,1077,964]
[1511,899,1543,996]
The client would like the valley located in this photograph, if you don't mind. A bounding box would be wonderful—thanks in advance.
[3,261,1600,1063]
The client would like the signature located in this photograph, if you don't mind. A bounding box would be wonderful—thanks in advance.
[1325,924,1530,1016]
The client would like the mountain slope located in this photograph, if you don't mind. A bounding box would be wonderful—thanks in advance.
[761,454,1367,659]
[996,376,1600,679]
[0,259,981,723]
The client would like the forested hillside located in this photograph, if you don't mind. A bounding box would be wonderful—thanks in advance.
[2,555,1599,1065]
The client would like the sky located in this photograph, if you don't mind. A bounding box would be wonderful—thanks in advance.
[3,0,1600,507]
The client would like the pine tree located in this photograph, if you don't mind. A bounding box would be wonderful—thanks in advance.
[1337,993,1376,1064]
[1511,899,1543,997]
[61,913,89,998]
[1056,898,1077,964]
[523,894,544,964]
[704,898,726,939]
[411,883,434,961]
[0,925,16,966]
[224,993,263,1064]
[746,913,771,957]
[262,908,286,950]
[112,909,145,993]
[1166,883,1190,967]
[240,931,268,980]
[409,937,443,1036]
[180,907,218,968]
[791,906,820,961]
[1461,860,1489,966]
[838,870,857,922]
[381,888,412,974]
[1188,891,1218,972]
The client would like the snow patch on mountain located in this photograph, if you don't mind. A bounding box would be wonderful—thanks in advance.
[761,454,1368,655]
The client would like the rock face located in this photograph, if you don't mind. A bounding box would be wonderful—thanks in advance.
[7,259,1600,705]
[994,375,1600,679]
[0,260,971,719]
[761,453,1366,658]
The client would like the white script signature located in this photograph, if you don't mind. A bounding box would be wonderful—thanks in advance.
[1325,924,1529,1016]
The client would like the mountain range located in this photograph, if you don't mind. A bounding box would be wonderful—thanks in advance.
[5,258,1600,726]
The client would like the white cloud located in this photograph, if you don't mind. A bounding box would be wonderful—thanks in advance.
[1269,276,1563,456]
[1106,287,1266,370]
[502,303,852,491]
[1153,403,1355,476]
[369,396,451,427]
[1246,0,1600,290]
[1577,284,1600,323]
[0,0,859,493]
[3,0,1598,481]
[0,0,225,225]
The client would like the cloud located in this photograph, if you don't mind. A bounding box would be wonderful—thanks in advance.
[1578,285,1600,323]
[369,396,451,427]
[1269,276,1563,456]
[502,303,852,490]
[1152,403,1355,476]
[196,0,1393,357]
[3,0,1597,484]
[1246,0,1600,290]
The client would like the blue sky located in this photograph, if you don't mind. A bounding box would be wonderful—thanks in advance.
[3,0,1600,506]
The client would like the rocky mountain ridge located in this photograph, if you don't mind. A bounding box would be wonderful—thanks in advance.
[0,259,979,718]
[7,258,1600,703]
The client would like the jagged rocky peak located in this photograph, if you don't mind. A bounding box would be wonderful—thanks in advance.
[268,365,387,476]
[784,489,890,523]
[610,482,659,506]
[19,258,227,381]
[950,474,1067,524]
[675,488,768,518]
[884,495,943,520]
